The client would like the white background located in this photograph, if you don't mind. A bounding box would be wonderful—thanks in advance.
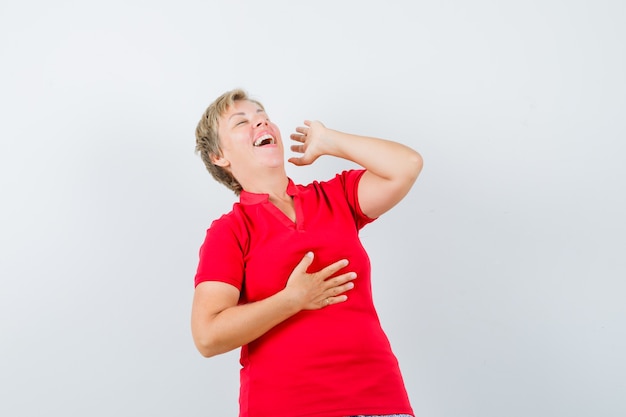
[1,1,625,416]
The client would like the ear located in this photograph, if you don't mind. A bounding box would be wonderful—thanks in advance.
[210,153,231,168]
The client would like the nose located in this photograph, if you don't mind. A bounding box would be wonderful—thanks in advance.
[255,118,268,128]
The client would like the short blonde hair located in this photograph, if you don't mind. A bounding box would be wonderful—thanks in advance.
[195,89,265,195]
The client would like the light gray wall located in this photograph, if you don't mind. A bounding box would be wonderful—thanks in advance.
[1,1,624,416]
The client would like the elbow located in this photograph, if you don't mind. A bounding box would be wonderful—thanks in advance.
[193,333,225,358]
[194,338,221,358]
[197,347,218,359]
[405,149,423,184]
[192,327,224,358]
[193,331,237,358]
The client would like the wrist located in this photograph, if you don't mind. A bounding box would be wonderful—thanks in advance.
[320,128,344,158]
[277,287,304,315]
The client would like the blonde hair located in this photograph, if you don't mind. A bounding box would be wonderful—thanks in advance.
[195,89,265,195]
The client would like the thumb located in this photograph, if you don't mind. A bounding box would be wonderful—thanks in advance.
[288,157,303,166]
[294,251,314,273]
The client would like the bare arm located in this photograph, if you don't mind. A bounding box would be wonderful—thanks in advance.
[289,121,423,218]
[191,252,356,357]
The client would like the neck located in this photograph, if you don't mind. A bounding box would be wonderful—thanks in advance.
[239,168,290,197]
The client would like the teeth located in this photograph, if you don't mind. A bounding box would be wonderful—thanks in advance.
[254,134,275,147]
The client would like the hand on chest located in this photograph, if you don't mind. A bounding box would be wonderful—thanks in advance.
[241,200,366,302]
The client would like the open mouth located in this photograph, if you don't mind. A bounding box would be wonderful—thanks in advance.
[253,134,276,147]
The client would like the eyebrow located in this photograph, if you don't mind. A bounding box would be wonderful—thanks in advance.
[228,108,265,121]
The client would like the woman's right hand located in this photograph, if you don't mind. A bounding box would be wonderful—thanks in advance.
[192,252,357,357]
[283,252,357,310]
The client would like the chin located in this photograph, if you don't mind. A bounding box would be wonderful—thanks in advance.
[263,157,285,168]
[263,153,285,166]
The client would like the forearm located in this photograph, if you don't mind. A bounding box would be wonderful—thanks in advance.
[193,289,300,357]
[321,128,423,217]
[324,129,422,183]
[193,253,355,357]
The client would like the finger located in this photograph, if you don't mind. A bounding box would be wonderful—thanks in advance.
[290,133,305,142]
[328,279,355,296]
[316,259,349,280]
[290,144,305,153]
[327,272,357,287]
[295,126,308,134]
[323,294,348,307]
[293,252,314,273]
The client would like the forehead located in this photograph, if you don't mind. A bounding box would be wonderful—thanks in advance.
[222,100,264,118]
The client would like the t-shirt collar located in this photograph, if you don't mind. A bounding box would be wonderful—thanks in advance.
[239,178,299,205]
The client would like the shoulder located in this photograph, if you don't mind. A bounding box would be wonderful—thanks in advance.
[298,169,366,194]
[205,203,250,244]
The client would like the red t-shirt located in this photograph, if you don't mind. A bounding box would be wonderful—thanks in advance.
[195,170,413,417]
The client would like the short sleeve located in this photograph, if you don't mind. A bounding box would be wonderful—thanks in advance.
[335,169,377,230]
[194,215,245,289]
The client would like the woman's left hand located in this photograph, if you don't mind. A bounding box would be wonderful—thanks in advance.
[291,118,423,219]
[288,120,334,166]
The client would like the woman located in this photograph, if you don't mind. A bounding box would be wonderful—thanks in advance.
[192,89,423,417]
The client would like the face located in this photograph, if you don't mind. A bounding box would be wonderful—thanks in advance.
[213,100,284,181]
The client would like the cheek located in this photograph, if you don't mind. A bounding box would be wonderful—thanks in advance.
[226,131,251,148]
[271,123,282,140]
